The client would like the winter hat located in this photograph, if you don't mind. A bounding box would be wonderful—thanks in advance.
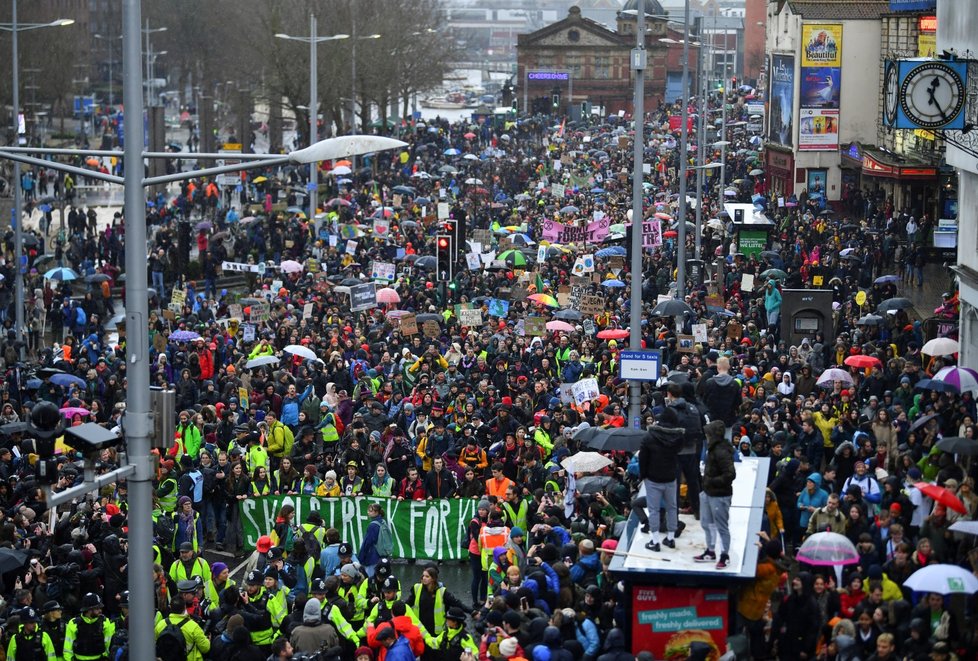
[498,636,519,657]
[340,564,359,579]
[177,496,191,508]
[303,598,323,624]
[211,562,228,581]
[354,647,374,660]
[478,499,491,512]
[325,470,337,481]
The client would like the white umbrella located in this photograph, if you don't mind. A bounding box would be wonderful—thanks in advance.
[949,520,978,536]
[464,177,484,185]
[245,355,280,369]
[331,165,352,176]
[903,563,978,595]
[816,368,854,386]
[279,260,303,274]
[922,337,960,356]
[560,451,612,474]
[284,344,318,362]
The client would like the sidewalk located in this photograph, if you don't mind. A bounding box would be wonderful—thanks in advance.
[898,261,951,321]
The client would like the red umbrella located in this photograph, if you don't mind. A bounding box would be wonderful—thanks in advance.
[914,482,967,514]
[597,329,629,340]
[844,355,882,369]
[663,230,678,238]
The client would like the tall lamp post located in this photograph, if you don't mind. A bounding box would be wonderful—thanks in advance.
[275,15,348,223]
[142,21,167,107]
[349,17,381,136]
[1,3,74,356]
[94,33,123,107]
[0,7,407,661]
[676,0,692,302]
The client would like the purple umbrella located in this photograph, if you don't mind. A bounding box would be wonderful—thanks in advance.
[796,532,859,567]
[168,330,201,342]
[816,368,853,387]
[933,366,978,394]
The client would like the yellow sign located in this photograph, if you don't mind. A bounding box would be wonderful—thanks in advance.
[223,143,243,152]
[801,24,843,68]
[918,33,936,58]
[813,275,824,287]
[914,129,936,141]
[855,291,867,306]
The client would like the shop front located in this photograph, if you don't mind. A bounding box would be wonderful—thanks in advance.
[764,147,794,199]
[860,147,938,220]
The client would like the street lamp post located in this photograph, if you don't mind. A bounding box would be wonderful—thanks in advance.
[275,15,348,226]
[0,8,407,661]
[142,21,167,107]
[676,0,692,303]
[627,0,646,429]
[94,33,122,107]
[1,2,74,357]
[349,16,382,136]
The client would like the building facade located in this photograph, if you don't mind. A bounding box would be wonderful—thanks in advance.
[516,3,700,116]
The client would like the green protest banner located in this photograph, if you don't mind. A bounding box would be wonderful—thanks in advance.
[239,496,480,562]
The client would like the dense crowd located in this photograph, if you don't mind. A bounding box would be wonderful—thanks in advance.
[0,84,972,661]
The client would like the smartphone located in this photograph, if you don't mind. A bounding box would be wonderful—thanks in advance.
[520,597,528,610]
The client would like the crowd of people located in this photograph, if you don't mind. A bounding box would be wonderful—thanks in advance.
[0,83,973,661]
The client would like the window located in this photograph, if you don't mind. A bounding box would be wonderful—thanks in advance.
[568,29,580,43]
[594,55,610,79]
[567,55,582,78]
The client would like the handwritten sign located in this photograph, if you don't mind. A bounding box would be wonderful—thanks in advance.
[459,308,483,327]
[242,324,256,342]
[422,320,441,338]
[400,314,418,335]
[221,261,261,273]
[525,317,546,336]
[373,219,390,237]
[551,183,565,198]
[579,295,605,316]
[642,220,663,248]
[228,303,243,320]
[692,323,708,343]
[572,378,600,406]
[371,261,396,282]
[249,302,271,323]
[437,202,450,219]
[302,303,314,320]
[677,334,696,353]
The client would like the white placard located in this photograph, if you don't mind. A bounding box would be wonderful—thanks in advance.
[242,324,256,342]
[371,261,396,282]
[692,323,708,343]
[302,303,314,319]
[346,240,358,254]
[742,273,755,291]
[551,183,565,198]
[437,202,450,219]
[571,378,600,406]
[537,245,547,262]
[465,253,481,270]
[221,261,261,273]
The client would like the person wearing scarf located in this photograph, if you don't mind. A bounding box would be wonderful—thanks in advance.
[173,496,201,552]
[370,464,394,497]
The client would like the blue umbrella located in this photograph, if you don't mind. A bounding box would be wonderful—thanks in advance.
[50,373,86,389]
[25,378,42,390]
[875,275,900,285]
[590,187,606,194]
[414,197,431,205]
[39,204,52,213]
[601,279,626,288]
[595,246,626,258]
[444,148,461,156]
[44,267,79,281]
[168,330,201,342]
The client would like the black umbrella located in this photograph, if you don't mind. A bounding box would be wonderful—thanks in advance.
[760,250,781,261]
[914,378,958,394]
[840,224,859,232]
[0,548,28,574]
[416,313,442,324]
[909,413,940,433]
[339,278,362,287]
[415,256,437,270]
[651,299,693,317]
[877,297,913,313]
[581,427,646,452]
[85,273,111,284]
[575,475,616,495]
[553,309,582,321]
[936,436,978,456]
[38,367,66,379]
[22,235,39,248]
[0,422,30,436]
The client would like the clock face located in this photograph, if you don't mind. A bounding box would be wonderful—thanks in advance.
[883,61,898,126]
[900,62,966,129]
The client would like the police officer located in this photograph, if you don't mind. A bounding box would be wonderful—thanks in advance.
[318,576,361,649]
[64,593,115,661]
[168,542,209,592]
[426,606,479,660]
[7,608,56,661]
[337,564,368,633]
[39,601,66,661]
[240,570,276,651]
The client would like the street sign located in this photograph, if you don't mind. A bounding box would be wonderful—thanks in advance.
[619,350,662,381]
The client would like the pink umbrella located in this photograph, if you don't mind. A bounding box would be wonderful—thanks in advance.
[546,320,575,332]
[60,407,90,419]
[796,532,859,566]
[279,260,303,274]
[376,288,401,304]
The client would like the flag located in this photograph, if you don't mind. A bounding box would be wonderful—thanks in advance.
[535,273,546,294]
[558,118,566,137]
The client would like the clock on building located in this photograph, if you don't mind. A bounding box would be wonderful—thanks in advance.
[897,60,967,130]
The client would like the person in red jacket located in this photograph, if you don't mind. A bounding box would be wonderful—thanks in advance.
[397,466,426,501]
[196,340,214,380]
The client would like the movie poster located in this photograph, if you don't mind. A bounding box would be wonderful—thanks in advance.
[769,54,795,148]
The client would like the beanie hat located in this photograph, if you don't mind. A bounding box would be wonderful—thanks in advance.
[498,636,519,657]
[211,562,228,581]
[354,647,374,660]
[303,598,323,624]
[226,614,244,634]
[478,499,491,512]
[510,526,525,538]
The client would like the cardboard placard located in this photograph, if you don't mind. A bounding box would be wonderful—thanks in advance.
[726,321,743,340]
[162,309,176,320]
[572,378,600,406]
[556,293,570,307]
[238,387,249,410]
[510,284,528,301]
[400,314,418,335]
[677,334,696,353]
[692,323,708,343]
[153,333,167,352]
[302,303,314,320]
[458,308,483,327]
[487,299,510,318]
[250,302,271,323]
[525,317,546,336]
[741,273,755,291]
[579,295,605,316]
[228,303,244,320]
[370,261,396,282]
[470,229,491,246]
[422,320,441,338]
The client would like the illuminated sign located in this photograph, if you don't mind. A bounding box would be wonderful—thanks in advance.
[527,71,569,80]
[918,16,937,32]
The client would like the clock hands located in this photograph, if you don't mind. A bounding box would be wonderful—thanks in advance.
[926,76,950,122]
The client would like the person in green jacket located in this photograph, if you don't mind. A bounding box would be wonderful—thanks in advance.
[424,606,479,655]
[174,411,203,461]
[154,597,210,661]
[7,608,56,661]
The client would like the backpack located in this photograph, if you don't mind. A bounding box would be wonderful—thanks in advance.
[376,518,394,558]
[155,616,190,661]
[301,526,322,559]
[155,514,176,545]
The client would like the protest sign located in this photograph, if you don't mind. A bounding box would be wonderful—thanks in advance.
[587,218,610,242]
[677,334,696,353]
[349,283,377,312]
[558,383,575,404]
[399,314,418,335]
[582,318,596,336]
[487,299,510,318]
[465,253,481,270]
[642,220,663,248]
[572,378,600,406]
[525,317,546,336]
[242,324,256,342]
[537,245,548,262]
[238,387,249,410]
[458,308,483,328]
[249,302,270,323]
[345,240,358,254]
[551,183,565,198]
[692,323,708,343]
[579,295,605,316]
[510,284,528,301]
[239,495,479,561]
[370,261,396,282]
[422,320,441,338]
[228,304,243,320]
[470,229,491,246]
[373,219,390,237]
[741,273,755,291]
[302,303,314,320]
[221,261,261,273]
[437,202,450,219]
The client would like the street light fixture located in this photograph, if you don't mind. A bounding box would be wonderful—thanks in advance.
[0,1,74,358]
[0,11,407,661]
[275,14,350,222]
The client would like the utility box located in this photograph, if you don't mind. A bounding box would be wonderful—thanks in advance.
[780,289,834,348]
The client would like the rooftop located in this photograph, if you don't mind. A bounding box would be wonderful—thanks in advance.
[786,0,891,20]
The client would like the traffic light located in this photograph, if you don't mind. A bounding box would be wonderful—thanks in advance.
[436,235,453,282]
[552,94,560,109]
[512,99,518,112]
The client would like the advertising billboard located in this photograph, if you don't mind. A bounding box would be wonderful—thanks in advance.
[632,585,729,658]
[769,54,795,148]
[801,24,843,68]
[799,24,842,151]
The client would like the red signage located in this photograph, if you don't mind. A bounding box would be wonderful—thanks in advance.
[668,115,695,131]
[862,155,895,175]
[918,16,937,32]
[631,585,729,658]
